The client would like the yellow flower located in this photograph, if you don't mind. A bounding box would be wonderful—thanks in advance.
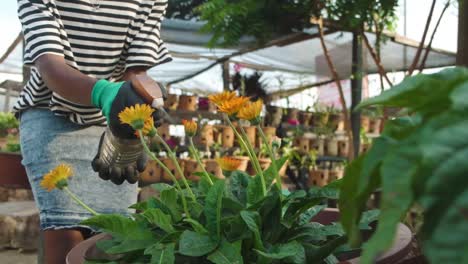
[135,118,156,138]
[217,96,250,116]
[208,91,237,106]
[40,164,73,192]
[182,119,198,137]
[238,99,263,123]
[216,157,243,172]
[119,104,154,130]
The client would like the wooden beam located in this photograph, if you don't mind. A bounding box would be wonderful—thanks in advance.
[0,33,22,64]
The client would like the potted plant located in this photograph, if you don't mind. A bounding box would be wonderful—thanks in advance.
[39,92,412,264]
[0,112,19,150]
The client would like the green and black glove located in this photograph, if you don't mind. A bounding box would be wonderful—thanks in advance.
[90,79,166,185]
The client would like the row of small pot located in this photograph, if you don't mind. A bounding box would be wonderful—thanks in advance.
[156,123,277,149]
[294,135,371,157]
[140,156,289,185]
[164,94,217,112]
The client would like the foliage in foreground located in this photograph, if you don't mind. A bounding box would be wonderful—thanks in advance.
[340,67,468,264]
[82,166,378,263]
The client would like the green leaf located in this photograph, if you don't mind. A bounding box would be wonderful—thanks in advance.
[207,239,243,264]
[359,209,380,230]
[144,243,175,264]
[178,230,218,257]
[240,210,264,250]
[258,190,282,242]
[205,180,225,238]
[227,171,250,205]
[299,205,327,225]
[81,215,153,241]
[263,156,288,187]
[255,241,305,264]
[105,239,156,254]
[141,208,175,234]
[360,143,418,264]
[151,183,173,192]
[282,195,322,228]
[160,187,182,222]
[305,236,347,263]
[183,218,209,234]
[246,174,264,205]
[189,200,204,218]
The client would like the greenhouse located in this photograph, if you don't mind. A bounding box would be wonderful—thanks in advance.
[0,0,466,263]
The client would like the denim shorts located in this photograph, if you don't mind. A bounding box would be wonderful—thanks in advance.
[20,109,138,231]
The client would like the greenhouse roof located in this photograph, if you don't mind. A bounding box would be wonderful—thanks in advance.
[0,18,456,95]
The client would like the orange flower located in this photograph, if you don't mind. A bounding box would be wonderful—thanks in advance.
[182,119,198,137]
[135,118,156,138]
[119,104,154,129]
[238,99,263,123]
[216,157,243,172]
[208,91,237,106]
[40,164,73,191]
[217,96,250,116]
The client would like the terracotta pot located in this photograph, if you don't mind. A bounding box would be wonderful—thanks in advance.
[369,118,382,134]
[198,97,217,112]
[294,136,310,153]
[308,168,329,187]
[328,113,343,131]
[138,160,162,185]
[236,126,256,147]
[157,124,171,141]
[298,111,313,126]
[310,137,325,156]
[247,158,272,176]
[337,137,349,158]
[164,94,179,110]
[68,212,412,264]
[256,127,276,148]
[233,156,249,172]
[195,125,214,147]
[182,159,203,182]
[326,138,339,156]
[279,160,289,178]
[328,167,344,183]
[177,95,198,111]
[220,125,234,148]
[360,142,371,154]
[361,116,371,133]
[161,158,184,182]
[312,112,329,128]
[204,159,223,179]
[0,152,29,189]
[0,137,7,151]
[265,105,283,127]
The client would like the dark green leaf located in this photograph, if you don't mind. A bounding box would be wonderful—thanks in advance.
[227,171,250,205]
[299,205,327,225]
[306,236,347,263]
[240,211,264,250]
[105,239,156,254]
[183,218,209,234]
[81,215,153,241]
[160,188,182,222]
[178,230,218,257]
[205,180,225,238]
[255,241,305,264]
[246,174,264,206]
[263,156,288,187]
[207,239,243,264]
[141,209,175,233]
[144,243,175,264]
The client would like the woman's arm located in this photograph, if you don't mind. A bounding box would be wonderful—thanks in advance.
[35,54,97,106]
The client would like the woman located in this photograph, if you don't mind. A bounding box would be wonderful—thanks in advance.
[15,0,171,263]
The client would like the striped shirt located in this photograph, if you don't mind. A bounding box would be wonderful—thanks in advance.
[14,0,171,125]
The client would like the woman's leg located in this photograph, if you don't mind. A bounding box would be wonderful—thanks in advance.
[43,229,85,264]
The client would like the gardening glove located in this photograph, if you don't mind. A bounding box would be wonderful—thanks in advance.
[90,77,167,185]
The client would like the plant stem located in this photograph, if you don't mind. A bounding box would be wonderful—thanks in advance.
[188,137,213,186]
[63,187,99,216]
[239,124,267,196]
[154,133,196,202]
[138,130,191,218]
[224,115,266,196]
[256,125,281,190]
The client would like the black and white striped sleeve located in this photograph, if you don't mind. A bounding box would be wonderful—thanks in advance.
[18,0,64,65]
[125,0,171,69]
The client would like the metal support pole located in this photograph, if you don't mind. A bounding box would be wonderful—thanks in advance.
[351,33,363,157]
[457,0,468,66]
[222,61,230,91]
